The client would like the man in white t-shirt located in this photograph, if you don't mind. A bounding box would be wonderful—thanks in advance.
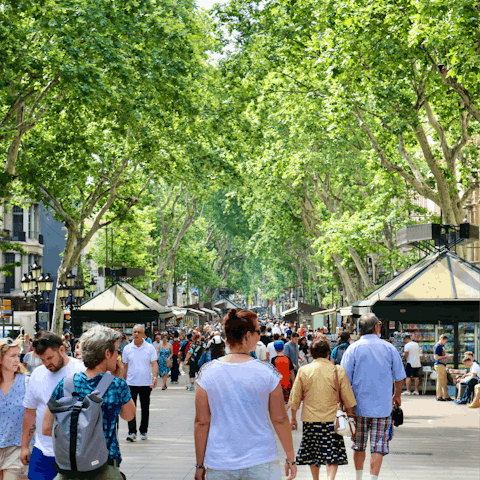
[271,324,282,336]
[402,334,422,395]
[122,324,158,442]
[266,334,280,362]
[255,339,267,361]
[21,332,85,480]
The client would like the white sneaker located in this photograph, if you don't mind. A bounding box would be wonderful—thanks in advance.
[401,391,411,395]
[412,391,419,395]
[126,433,137,442]
[140,433,148,440]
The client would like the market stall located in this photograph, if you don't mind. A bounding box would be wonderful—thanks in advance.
[351,249,480,368]
[71,282,174,336]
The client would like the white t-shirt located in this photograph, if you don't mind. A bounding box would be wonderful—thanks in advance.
[266,342,278,361]
[122,340,158,386]
[255,341,267,361]
[23,358,85,457]
[272,326,282,336]
[404,341,421,368]
[469,362,480,377]
[196,359,281,470]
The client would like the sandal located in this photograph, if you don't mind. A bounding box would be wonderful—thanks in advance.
[162,386,167,390]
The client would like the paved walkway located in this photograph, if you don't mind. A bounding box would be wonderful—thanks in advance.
[118,378,480,480]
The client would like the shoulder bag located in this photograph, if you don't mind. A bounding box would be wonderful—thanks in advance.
[334,366,357,439]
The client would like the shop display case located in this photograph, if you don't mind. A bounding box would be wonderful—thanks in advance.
[402,323,436,365]
[458,322,475,362]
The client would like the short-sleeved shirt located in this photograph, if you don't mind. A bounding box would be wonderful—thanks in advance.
[266,342,278,361]
[195,359,281,470]
[341,334,406,418]
[271,355,294,389]
[52,372,131,463]
[23,358,85,457]
[122,340,157,386]
[170,340,181,355]
[469,362,480,377]
[404,341,421,368]
[0,374,27,448]
[434,342,446,366]
[23,351,42,375]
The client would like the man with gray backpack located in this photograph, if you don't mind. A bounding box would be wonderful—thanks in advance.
[42,325,136,480]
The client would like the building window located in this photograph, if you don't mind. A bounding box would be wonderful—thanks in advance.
[4,253,16,290]
[28,204,39,239]
[12,207,24,238]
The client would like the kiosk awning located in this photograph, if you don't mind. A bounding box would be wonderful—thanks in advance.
[201,307,216,315]
[312,308,337,316]
[281,307,298,317]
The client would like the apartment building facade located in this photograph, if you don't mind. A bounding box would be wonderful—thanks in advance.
[1,202,44,296]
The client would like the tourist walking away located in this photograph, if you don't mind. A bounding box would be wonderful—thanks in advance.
[21,332,85,480]
[341,313,406,480]
[402,335,421,395]
[290,337,357,480]
[157,334,172,390]
[271,341,295,410]
[194,309,297,480]
[266,334,281,362]
[23,348,42,376]
[122,324,158,442]
[170,331,181,384]
[184,333,204,391]
[330,332,351,366]
[0,338,29,480]
[42,325,136,480]
[20,335,31,363]
[434,334,454,401]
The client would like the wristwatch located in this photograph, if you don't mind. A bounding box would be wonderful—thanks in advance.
[285,460,297,466]
[195,464,205,469]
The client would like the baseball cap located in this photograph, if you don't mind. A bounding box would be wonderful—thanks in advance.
[274,340,284,351]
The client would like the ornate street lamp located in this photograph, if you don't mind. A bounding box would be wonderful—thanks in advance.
[59,273,86,312]
[21,265,55,332]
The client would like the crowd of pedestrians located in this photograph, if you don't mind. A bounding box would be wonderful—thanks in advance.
[0,310,478,480]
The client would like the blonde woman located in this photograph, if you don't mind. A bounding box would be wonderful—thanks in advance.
[0,338,29,480]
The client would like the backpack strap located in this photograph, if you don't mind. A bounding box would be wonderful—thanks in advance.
[93,372,115,398]
[63,373,77,397]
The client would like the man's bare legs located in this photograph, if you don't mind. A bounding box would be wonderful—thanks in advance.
[353,451,383,476]
[405,377,411,393]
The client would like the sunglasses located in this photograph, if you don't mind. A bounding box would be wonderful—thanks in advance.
[114,348,121,354]
[251,329,261,335]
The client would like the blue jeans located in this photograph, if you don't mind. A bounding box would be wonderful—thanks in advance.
[28,446,57,480]
[206,461,281,480]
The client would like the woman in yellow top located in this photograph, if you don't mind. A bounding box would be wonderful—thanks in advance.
[289,337,357,480]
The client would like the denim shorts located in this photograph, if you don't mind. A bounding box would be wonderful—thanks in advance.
[206,460,281,480]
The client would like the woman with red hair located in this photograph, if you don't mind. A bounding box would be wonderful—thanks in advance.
[194,309,297,480]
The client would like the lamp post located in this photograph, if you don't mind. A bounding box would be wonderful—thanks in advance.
[56,272,86,317]
[21,263,55,333]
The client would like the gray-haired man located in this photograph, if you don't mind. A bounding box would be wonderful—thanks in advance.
[122,324,158,442]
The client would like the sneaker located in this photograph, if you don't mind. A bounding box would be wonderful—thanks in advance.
[140,433,148,440]
[444,397,453,401]
[188,385,195,391]
[454,399,467,405]
[126,433,137,442]
[401,391,411,395]
[412,391,419,396]
[436,398,446,401]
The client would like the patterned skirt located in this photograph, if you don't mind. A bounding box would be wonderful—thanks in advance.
[296,422,348,466]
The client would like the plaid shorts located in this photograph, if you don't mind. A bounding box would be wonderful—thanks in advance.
[351,416,393,455]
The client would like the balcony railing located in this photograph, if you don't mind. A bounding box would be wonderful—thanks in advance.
[11,231,26,242]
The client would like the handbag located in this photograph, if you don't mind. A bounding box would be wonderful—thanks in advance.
[166,358,172,368]
[334,366,357,439]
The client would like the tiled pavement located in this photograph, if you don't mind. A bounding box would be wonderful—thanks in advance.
[118,377,480,480]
